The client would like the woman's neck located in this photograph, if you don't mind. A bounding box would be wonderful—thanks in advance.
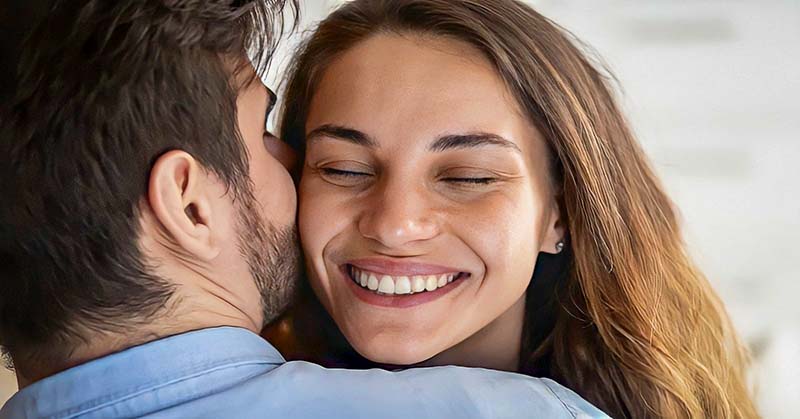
[419,295,526,372]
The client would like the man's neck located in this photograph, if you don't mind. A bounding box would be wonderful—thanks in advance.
[420,295,526,372]
[15,305,259,388]
[16,329,163,387]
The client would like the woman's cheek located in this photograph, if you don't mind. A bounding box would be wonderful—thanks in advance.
[457,191,540,282]
[298,178,358,283]
[298,180,332,281]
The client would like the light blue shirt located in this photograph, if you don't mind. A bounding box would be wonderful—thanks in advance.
[0,327,608,418]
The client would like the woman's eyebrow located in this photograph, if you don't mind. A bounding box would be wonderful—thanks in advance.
[305,126,520,153]
[306,124,377,147]
[429,133,521,153]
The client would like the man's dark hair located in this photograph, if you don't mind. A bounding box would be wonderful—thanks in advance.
[0,2,49,107]
[0,0,295,368]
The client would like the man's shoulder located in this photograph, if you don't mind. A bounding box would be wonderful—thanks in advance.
[254,361,610,419]
[0,325,610,419]
[533,376,612,419]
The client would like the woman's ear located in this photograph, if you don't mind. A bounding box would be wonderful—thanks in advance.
[147,150,220,261]
[540,199,567,255]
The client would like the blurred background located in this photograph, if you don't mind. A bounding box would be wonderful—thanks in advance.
[3,0,798,416]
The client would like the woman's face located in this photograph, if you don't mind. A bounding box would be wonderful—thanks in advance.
[299,34,563,365]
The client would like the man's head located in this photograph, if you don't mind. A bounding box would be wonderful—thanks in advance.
[0,0,299,379]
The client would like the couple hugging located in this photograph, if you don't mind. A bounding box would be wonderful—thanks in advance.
[0,0,756,418]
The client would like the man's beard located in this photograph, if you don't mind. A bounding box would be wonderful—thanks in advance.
[236,192,302,328]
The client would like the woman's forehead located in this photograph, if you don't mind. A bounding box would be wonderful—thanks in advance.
[306,34,531,144]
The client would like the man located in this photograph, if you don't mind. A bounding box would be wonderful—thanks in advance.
[0,1,607,417]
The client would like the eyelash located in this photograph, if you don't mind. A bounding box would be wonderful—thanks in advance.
[320,169,497,185]
[442,177,497,185]
[320,168,369,178]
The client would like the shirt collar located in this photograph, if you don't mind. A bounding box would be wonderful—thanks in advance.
[1,326,284,417]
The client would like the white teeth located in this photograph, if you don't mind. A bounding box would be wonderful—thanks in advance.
[351,267,463,295]
[425,275,438,291]
[395,276,411,294]
[378,275,395,294]
[412,276,426,293]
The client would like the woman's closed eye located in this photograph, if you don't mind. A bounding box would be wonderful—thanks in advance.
[321,167,371,178]
[438,167,505,188]
[441,176,498,185]
[321,170,499,184]
[316,163,375,187]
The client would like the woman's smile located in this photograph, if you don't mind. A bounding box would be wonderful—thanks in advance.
[339,259,473,308]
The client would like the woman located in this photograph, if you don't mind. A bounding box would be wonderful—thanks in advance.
[271,0,758,417]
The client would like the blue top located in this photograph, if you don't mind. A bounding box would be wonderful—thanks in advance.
[0,327,608,418]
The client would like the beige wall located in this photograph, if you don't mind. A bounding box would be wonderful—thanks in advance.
[1,369,15,405]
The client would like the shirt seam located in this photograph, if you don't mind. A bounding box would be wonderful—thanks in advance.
[540,380,580,419]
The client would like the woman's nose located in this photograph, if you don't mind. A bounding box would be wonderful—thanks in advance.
[357,182,439,249]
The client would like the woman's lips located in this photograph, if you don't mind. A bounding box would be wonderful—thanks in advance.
[339,262,470,308]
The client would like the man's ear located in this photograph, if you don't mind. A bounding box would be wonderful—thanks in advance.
[540,198,567,255]
[147,150,220,261]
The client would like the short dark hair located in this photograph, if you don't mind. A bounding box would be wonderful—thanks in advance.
[0,0,295,365]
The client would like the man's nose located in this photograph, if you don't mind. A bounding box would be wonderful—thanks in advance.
[357,181,440,249]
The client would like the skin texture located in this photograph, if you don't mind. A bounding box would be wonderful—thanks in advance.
[299,34,564,369]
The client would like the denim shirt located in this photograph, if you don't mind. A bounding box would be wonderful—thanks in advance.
[0,327,609,418]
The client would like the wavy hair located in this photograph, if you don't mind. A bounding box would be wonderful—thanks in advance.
[278,1,757,417]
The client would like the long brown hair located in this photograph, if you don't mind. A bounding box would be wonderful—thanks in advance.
[278,1,757,417]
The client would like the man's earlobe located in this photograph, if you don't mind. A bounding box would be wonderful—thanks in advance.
[147,150,220,261]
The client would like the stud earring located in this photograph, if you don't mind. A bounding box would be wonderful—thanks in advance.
[555,241,565,254]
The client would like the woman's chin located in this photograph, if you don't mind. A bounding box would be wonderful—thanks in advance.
[350,338,442,367]
[360,352,430,368]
